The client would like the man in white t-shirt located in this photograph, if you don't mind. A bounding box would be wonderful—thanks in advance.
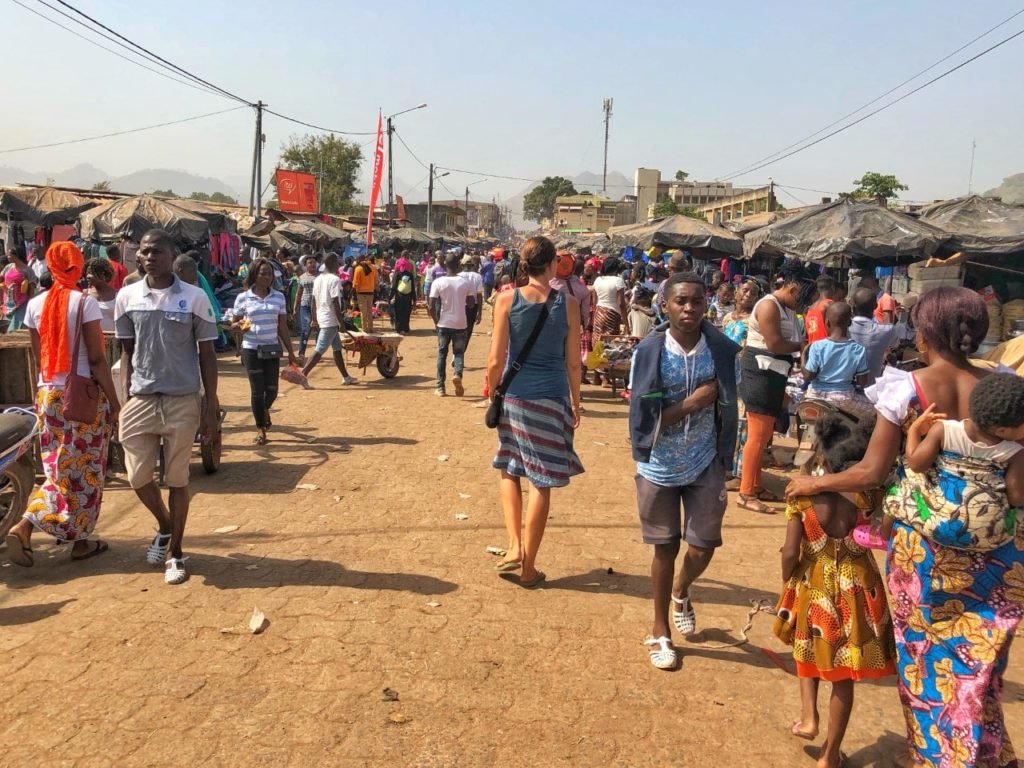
[429,252,474,396]
[458,254,484,351]
[301,252,357,385]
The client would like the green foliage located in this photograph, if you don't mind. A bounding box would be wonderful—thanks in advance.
[190,191,237,204]
[523,176,577,223]
[152,188,175,197]
[849,172,908,205]
[91,180,111,192]
[273,133,363,215]
[653,195,680,218]
[678,205,705,220]
[674,170,689,182]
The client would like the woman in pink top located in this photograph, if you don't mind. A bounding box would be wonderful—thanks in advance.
[1,247,34,332]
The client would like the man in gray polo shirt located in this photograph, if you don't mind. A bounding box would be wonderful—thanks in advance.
[115,229,219,585]
[848,287,899,386]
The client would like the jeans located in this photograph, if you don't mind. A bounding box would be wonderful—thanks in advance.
[298,305,312,356]
[241,349,280,429]
[436,327,466,390]
[464,305,478,350]
[483,283,494,302]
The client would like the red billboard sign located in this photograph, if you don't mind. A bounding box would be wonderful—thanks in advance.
[276,169,319,213]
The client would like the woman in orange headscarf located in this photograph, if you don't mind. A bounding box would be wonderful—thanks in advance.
[5,241,121,567]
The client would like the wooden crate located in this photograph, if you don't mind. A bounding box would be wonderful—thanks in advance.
[0,332,37,407]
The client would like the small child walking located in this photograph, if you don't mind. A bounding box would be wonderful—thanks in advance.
[774,411,896,768]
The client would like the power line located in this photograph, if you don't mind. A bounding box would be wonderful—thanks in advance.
[47,0,254,106]
[774,182,839,196]
[436,166,540,184]
[719,25,1024,182]
[10,0,228,100]
[264,109,376,137]
[718,7,1024,181]
[392,129,430,169]
[0,106,247,154]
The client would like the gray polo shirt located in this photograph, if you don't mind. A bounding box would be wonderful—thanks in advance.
[114,276,218,396]
[849,315,899,385]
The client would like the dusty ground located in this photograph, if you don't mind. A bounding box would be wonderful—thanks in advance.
[1,307,1022,768]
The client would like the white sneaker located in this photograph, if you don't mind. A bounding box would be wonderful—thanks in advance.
[165,557,189,585]
[343,375,358,385]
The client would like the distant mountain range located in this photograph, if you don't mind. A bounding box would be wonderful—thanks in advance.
[0,162,243,201]
[984,173,1024,204]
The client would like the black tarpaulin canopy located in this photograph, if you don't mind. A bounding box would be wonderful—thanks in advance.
[171,199,237,235]
[607,215,743,257]
[742,199,950,266]
[917,195,1024,256]
[0,186,99,226]
[268,220,351,252]
[377,227,440,248]
[79,195,211,244]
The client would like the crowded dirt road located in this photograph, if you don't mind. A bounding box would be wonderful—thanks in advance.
[2,308,1022,768]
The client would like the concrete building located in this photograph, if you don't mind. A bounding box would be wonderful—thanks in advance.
[431,199,500,236]
[553,193,619,233]
[634,168,752,221]
[405,203,465,234]
[696,184,778,224]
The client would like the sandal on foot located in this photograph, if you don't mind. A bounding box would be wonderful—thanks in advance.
[737,495,775,515]
[165,557,190,585]
[494,558,522,573]
[790,720,818,740]
[5,533,33,568]
[671,593,697,635]
[755,488,782,502]
[519,571,546,588]
[643,636,677,670]
[254,432,268,446]
[146,531,172,566]
[71,540,109,561]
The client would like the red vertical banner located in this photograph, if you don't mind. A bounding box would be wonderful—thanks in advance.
[367,111,385,245]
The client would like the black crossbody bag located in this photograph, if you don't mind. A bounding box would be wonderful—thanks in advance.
[485,290,556,429]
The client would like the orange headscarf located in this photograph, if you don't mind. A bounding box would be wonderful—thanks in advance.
[40,241,85,380]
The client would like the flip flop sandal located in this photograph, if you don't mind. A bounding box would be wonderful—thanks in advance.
[737,495,776,515]
[519,571,546,588]
[790,720,818,741]
[146,531,172,566]
[643,636,677,670]
[494,559,522,573]
[71,540,109,561]
[5,533,33,568]
[671,593,697,635]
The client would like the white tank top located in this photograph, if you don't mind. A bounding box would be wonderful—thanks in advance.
[746,294,801,351]
[942,420,1023,465]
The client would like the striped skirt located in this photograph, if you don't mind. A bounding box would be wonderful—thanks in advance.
[592,306,622,338]
[492,396,584,489]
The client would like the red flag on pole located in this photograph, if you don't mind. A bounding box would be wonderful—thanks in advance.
[367,111,385,245]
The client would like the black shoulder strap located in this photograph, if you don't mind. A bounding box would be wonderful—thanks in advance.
[495,290,556,397]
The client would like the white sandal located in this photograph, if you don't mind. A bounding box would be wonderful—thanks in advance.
[672,593,697,635]
[644,636,677,670]
[164,556,189,585]
[146,531,172,566]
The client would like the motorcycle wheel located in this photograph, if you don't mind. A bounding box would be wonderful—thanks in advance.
[0,456,36,541]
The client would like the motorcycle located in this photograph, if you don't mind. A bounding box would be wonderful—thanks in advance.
[0,408,38,541]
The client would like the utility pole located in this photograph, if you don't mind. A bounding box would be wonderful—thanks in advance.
[248,102,261,216]
[602,97,613,193]
[255,101,264,215]
[387,117,394,226]
[968,139,977,194]
[427,163,434,234]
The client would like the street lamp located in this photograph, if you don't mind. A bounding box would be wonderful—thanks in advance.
[464,178,487,235]
[427,164,450,234]
[386,103,428,226]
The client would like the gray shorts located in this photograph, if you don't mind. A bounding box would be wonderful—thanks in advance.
[636,459,728,549]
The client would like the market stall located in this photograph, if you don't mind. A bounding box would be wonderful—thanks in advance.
[79,194,211,245]
[608,214,743,259]
[0,186,100,251]
[267,219,351,254]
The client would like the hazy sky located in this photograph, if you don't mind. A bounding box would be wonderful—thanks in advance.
[2,0,1023,209]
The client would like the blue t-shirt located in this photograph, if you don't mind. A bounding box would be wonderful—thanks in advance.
[636,334,717,487]
[804,338,868,392]
[480,258,495,286]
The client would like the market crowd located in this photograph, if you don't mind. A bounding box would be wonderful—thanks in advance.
[4,229,1024,768]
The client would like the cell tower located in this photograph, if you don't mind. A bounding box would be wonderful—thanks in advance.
[602,98,613,192]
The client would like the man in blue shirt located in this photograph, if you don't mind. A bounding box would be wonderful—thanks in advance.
[479,253,495,301]
[628,271,739,669]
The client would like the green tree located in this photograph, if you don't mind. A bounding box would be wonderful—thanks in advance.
[523,176,577,223]
[678,205,706,220]
[91,180,111,192]
[653,195,680,218]
[152,188,175,197]
[189,191,212,202]
[674,170,689,182]
[209,192,237,204]
[849,172,908,206]
[273,133,363,214]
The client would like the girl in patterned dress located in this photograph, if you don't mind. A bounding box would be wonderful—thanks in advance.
[774,411,897,768]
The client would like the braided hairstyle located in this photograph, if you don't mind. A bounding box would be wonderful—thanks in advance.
[911,286,988,360]
[970,373,1024,433]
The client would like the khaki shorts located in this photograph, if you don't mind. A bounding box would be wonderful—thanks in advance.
[636,459,728,548]
[119,393,201,489]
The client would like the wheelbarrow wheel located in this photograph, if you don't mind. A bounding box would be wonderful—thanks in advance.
[376,351,400,378]
[201,429,223,474]
[0,456,36,541]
